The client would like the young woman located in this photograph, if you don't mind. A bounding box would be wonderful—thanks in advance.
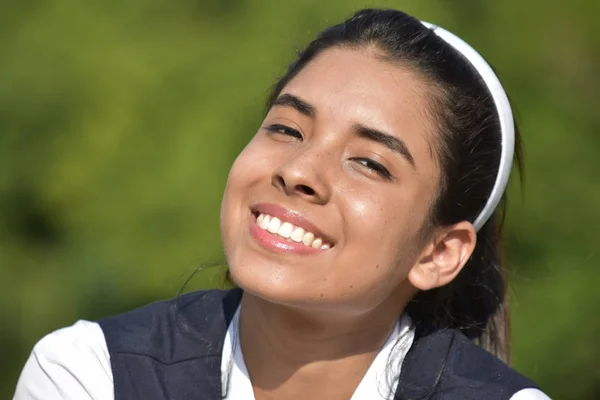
[14,9,550,400]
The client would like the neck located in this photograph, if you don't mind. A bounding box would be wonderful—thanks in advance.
[238,289,411,400]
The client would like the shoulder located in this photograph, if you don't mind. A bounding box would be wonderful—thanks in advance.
[14,320,113,400]
[398,329,549,400]
[100,288,236,327]
[96,289,241,399]
[98,288,242,363]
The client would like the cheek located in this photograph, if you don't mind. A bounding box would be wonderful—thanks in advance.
[220,143,260,246]
[227,142,260,185]
[342,187,425,248]
[336,188,430,284]
[223,136,280,193]
[220,137,283,261]
[222,137,268,200]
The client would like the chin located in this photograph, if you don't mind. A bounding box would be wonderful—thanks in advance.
[228,258,310,305]
[228,261,371,318]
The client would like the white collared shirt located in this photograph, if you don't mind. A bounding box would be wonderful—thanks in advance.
[14,314,551,400]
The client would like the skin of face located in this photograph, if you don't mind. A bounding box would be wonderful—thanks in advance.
[220,46,473,320]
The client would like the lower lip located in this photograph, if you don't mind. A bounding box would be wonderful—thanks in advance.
[249,214,326,255]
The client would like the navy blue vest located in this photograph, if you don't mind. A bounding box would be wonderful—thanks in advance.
[98,289,538,399]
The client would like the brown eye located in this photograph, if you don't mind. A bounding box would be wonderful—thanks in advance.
[352,158,392,179]
[264,124,303,140]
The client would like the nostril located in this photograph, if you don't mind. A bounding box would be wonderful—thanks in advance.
[296,184,315,196]
[275,176,286,188]
[273,174,317,197]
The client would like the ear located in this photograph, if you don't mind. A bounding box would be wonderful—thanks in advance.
[408,221,477,291]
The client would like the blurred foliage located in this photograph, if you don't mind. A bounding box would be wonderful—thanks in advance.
[1,0,599,398]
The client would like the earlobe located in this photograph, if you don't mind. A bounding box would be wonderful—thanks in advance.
[408,221,477,291]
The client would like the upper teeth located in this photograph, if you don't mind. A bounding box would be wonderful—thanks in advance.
[256,213,331,250]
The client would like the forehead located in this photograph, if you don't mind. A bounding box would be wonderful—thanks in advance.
[281,46,438,171]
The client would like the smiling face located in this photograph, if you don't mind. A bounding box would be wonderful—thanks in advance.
[220,47,443,316]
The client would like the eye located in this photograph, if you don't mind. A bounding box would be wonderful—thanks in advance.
[352,157,392,180]
[264,123,303,140]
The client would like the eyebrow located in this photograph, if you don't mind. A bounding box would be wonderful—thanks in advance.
[273,94,316,118]
[273,93,415,168]
[353,124,416,168]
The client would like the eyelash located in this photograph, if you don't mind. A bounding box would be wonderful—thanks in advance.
[264,123,392,180]
[352,158,392,179]
[264,123,303,139]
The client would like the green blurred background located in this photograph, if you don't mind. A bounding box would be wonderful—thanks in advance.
[1,0,598,398]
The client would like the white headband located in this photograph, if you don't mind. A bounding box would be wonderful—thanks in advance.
[421,21,515,231]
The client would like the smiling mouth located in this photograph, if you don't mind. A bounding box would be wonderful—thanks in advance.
[251,211,333,250]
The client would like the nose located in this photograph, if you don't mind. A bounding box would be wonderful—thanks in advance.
[271,148,332,205]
